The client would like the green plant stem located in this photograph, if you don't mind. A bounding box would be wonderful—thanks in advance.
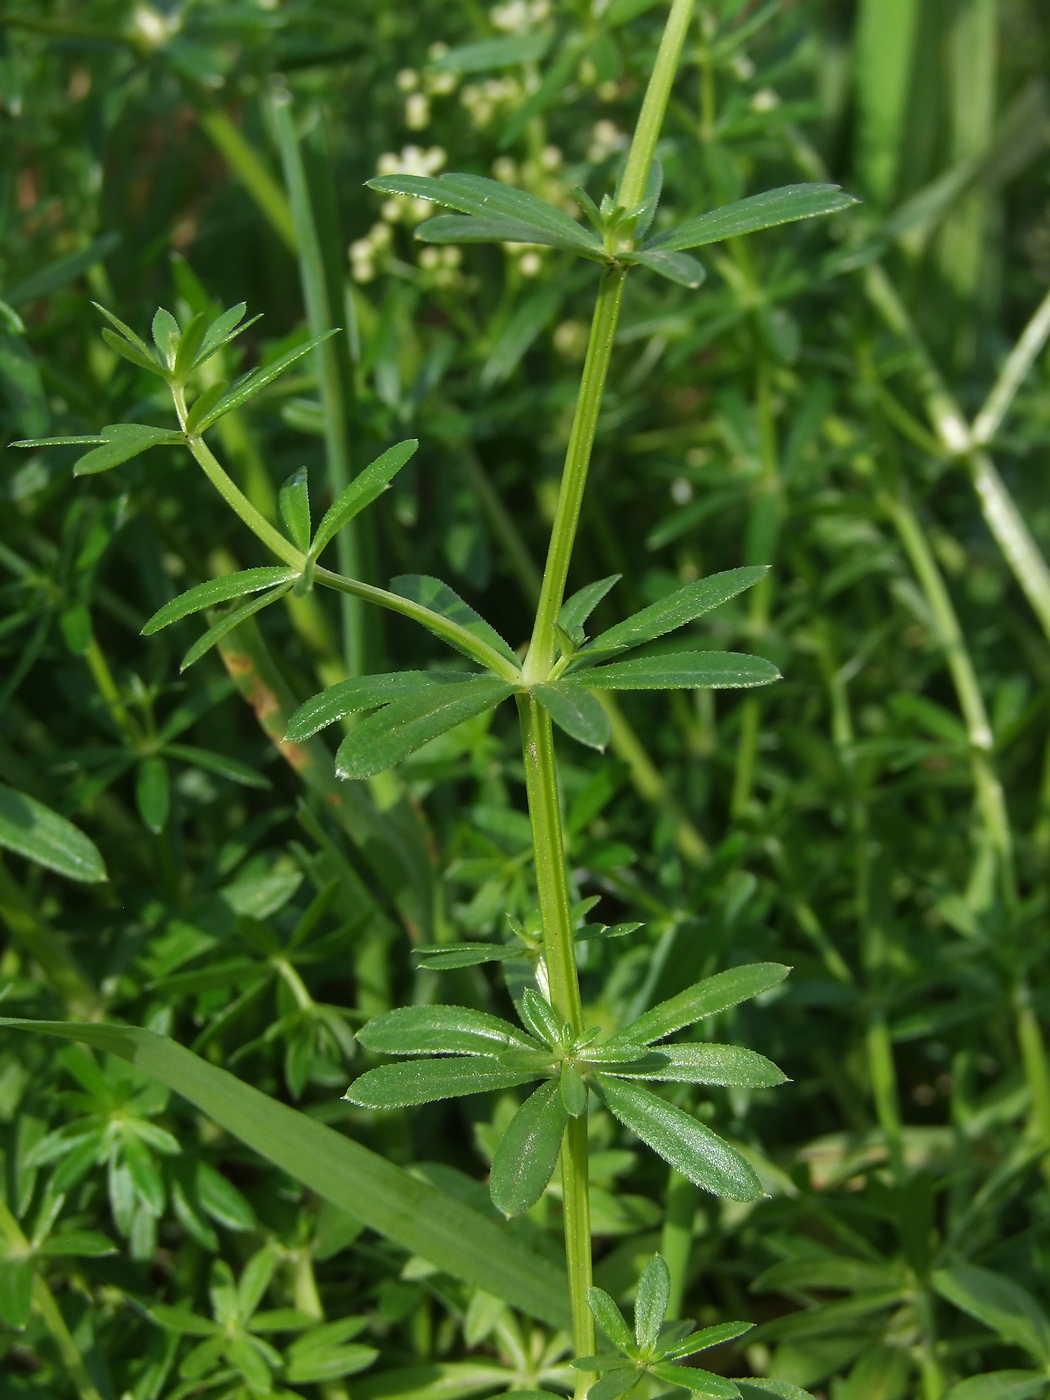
[0,1200,104,1400]
[561,1115,594,1388]
[661,1167,698,1319]
[270,88,364,674]
[617,0,697,212]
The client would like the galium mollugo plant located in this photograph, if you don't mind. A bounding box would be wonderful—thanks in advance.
[12,0,857,1386]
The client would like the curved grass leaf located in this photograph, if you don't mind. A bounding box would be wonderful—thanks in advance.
[559,575,621,636]
[0,1019,569,1326]
[180,584,294,672]
[101,326,165,375]
[73,424,184,476]
[608,1043,787,1088]
[587,1287,633,1351]
[627,250,706,288]
[285,671,473,742]
[194,330,338,431]
[336,678,515,780]
[357,1005,538,1058]
[635,1254,670,1350]
[390,575,520,667]
[345,1058,540,1109]
[312,441,419,557]
[366,173,600,254]
[143,568,297,635]
[573,567,768,666]
[489,1079,567,1217]
[597,1077,763,1201]
[533,682,611,750]
[644,184,858,253]
[617,963,790,1045]
[649,1362,739,1397]
[0,783,107,882]
[584,652,780,691]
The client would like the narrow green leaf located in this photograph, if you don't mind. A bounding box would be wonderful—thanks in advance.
[534,682,611,750]
[558,575,621,635]
[597,1077,764,1201]
[143,568,296,635]
[285,671,471,741]
[617,964,790,1045]
[185,380,230,434]
[101,327,166,376]
[366,173,601,253]
[664,1321,754,1360]
[645,185,858,253]
[194,330,338,431]
[173,311,209,380]
[345,1057,539,1109]
[286,1343,379,1384]
[635,1255,670,1351]
[941,1374,1048,1400]
[250,1308,317,1333]
[180,584,293,672]
[517,988,562,1047]
[151,1304,220,1335]
[37,1230,116,1258]
[135,756,171,834]
[312,440,419,557]
[0,1258,33,1329]
[588,1366,643,1400]
[585,653,780,691]
[279,467,312,551]
[5,233,119,308]
[416,214,602,257]
[608,1043,787,1088]
[391,574,521,667]
[11,435,105,449]
[0,783,106,882]
[73,424,184,477]
[574,568,768,665]
[560,1064,588,1117]
[932,1266,1050,1365]
[649,1362,739,1397]
[357,1005,538,1058]
[490,1080,568,1217]
[627,249,706,288]
[192,302,252,368]
[152,307,181,365]
[335,678,515,780]
[586,1287,633,1351]
[414,944,519,969]
[431,32,552,73]
[0,1018,570,1326]
[92,301,153,358]
[162,744,271,790]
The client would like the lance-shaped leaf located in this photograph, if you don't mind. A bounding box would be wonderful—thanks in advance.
[589,1368,647,1400]
[279,467,311,551]
[192,302,261,370]
[615,963,790,1045]
[0,783,106,882]
[0,1018,570,1326]
[285,671,473,742]
[180,584,294,672]
[649,1362,740,1397]
[143,568,298,635]
[635,1255,670,1350]
[345,1057,540,1109]
[311,440,419,558]
[644,184,858,254]
[69,424,184,476]
[625,249,706,289]
[391,574,520,667]
[572,567,767,667]
[163,744,270,789]
[597,1077,763,1201]
[415,214,602,256]
[604,1043,787,1088]
[335,677,515,780]
[534,682,611,750]
[193,330,338,431]
[584,652,780,691]
[489,1079,568,1217]
[357,1005,539,1058]
[932,1266,1050,1365]
[559,575,621,637]
[431,31,552,73]
[414,943,520,969]
[366,173,601,255]
[587,1287,633,1351]
[664,1322,754,1360]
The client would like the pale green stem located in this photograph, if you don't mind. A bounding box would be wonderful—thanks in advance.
[561,1115,594,1388]
[270,88,364,674]
[617,0,697,211]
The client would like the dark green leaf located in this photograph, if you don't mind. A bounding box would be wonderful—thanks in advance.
[286,1342,379,1384]
[0,1258,34,1329]
[180,584,294,671]
[136,756,171,834]
[489,1079,567,1216]
[279,467,312,551]
[584,652,780,691]
[335,677,515,780]
[644,185,858,253]
[0,783,106,882]
[285,671,472,741]
[664,1322,754,1359]
[734,1383,813,1400]
[185,380,230,434]
[357,1005,538,1058]
[617,964,790,1045]
[73,424,184,476]
[517,988,562,1046]
[635,1254,670,1350]
[92,301,153,358]
[575,922,642,942]
[5,233,119,307]
[534,682,611,750]
[312,441,419,557]
[932,1267,1050,1365]
[391,574,521,667]
[559,576,621,636]
[151,1304,220,1335]
[597,1077,764,1201]
[0,332,48,436]
[366,174,601,254]
[194,331,338,430]
[162,744,270,790]
[608,1043,787,1088]
[101,326,165,375]
[173,311,209,380]
[11,434,105,448]
[588,1368,643,1400]
[574,568,768,665]
[143,568,296,635]
[414,943,520,969]
[587,1287,633,1351]
[560,1063,587,1117]
[627,249,706,288]
[344,1057,540,1108]
[649,1362,739,1397]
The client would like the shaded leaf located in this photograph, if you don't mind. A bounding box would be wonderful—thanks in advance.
[559,576,621,637]
[627,249,706,288]
[143,568,296,635]
[279,467,311,551]
[285,670,472,741]
[490,1079,568,1216]
[136,756,171,834]
[416,214,597,255]
[587,1287,633,1350]
[941,1374,1048,1400]
[431,32,552,73]
[932,1266,1050,1365]
[649,1362,739,1397]
[391,574,520,667]
[607,1043,787,1088]
[534,682,611,750]
[0,783,106,882]
[5,233,119,308]
[414,944,520,969]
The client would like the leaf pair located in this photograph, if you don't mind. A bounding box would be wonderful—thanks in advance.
[275,439,419,560]
[345,965,789,1216]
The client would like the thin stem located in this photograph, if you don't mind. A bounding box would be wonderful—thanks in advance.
[617,0,697,212]
[526,267,627,679]
[561,1115,594,1387]
[184,429,301,566]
